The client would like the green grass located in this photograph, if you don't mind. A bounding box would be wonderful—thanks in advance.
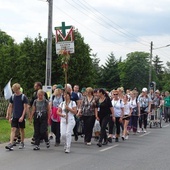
[0,118,34,144]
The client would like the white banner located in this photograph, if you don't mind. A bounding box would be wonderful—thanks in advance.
[56,41,75,54]
[4,79,13,100]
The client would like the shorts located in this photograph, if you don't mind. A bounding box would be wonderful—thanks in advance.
[11,118,25,129]
[123,115,130,120]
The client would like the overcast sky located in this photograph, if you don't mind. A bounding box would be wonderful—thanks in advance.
[0,0,170,66]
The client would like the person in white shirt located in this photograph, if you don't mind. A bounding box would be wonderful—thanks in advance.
[57,92,77,153]
[122,95,132,140]
[111,90,124,142]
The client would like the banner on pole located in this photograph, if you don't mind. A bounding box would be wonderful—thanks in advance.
[4,78,12,100]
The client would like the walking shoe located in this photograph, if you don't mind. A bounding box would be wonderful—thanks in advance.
[33,145,40,151]
[143,129,147,133]
[97,142,102,147]
[46,141,50,148]
[5,143,13,151]
[86,142,92,146]
[122,135,125,141]
[19,142,25,149]
[115,138,119,142]
[65,147,70,153]
[112,135,116,139]
[108,137,112,143]
[74,135,78,141]
[125,135,129,140]
[137,129,141,133]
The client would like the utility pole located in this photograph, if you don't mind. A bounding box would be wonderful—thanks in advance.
[149,41,153,88]
[45,0,53,86]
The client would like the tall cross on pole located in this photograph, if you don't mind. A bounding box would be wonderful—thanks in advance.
[55,22,72,37]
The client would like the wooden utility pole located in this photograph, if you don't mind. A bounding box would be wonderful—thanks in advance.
[149,41,153,88]
[45,0,53,86]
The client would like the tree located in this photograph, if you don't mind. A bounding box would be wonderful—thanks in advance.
[99,52,120,90]
[119,51,150,91]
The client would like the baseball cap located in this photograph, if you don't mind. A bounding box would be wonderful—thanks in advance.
[56,84,64,89]
[142,87,147,92]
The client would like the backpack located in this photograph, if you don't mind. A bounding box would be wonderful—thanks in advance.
[11,94,25,102]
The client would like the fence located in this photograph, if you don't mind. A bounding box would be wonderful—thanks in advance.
[0,95,9,117]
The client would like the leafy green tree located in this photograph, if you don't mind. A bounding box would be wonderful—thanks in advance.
[119,51,150,91]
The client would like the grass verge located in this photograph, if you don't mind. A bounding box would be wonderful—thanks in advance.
[0,118,34,144]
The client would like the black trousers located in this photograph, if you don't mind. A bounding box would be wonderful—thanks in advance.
[108,116,114,134]
[99,115,110,143]
[51,120,60,143]
[34,117,48,146]
[82,115,95,143]
[139,112,148,129]
[115,117,121,135]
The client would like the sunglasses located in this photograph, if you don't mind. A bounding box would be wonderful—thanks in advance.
[113,94,118,95]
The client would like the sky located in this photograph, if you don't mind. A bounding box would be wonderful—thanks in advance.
[0,0,170,66]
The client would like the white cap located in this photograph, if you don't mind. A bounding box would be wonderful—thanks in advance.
[142,87,147,92]
[155,89,160,94]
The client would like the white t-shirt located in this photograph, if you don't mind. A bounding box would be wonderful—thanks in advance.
[123,102,131,115]
[129,98,138,109]
[112,99,124,117]
[59,100,76,120]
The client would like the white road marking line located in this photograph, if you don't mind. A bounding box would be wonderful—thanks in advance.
[99,144,119,152]
[139,132,151,137]
[163,124,170,128]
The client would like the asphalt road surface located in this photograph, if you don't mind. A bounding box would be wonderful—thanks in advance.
[0,122,170,170]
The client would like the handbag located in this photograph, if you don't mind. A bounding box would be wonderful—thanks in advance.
[51,107,60,122]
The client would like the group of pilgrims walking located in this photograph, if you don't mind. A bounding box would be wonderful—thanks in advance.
[5,82,169,153]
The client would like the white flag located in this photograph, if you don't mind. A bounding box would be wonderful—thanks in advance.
[4,79,12,100]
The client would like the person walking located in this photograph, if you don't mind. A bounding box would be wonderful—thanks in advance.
[49,88,64,146]
[77,87,96,145]
[95,89,115,147]
[5,83,28,151]
[30,89,50,150]
[122,95,132,140]
[111,90,124,142]
[138,88,151,133]
[57,92,77,153]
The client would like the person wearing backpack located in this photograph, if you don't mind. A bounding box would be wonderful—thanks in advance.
[49,88,64,146]
[57,91,77,153]
[30,89,50,150]
[5,83,28,151]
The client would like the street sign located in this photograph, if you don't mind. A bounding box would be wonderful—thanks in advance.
[56,41,74,54]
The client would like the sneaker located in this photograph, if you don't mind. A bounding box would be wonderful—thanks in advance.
[108,137,112,143]
[5,143,13,151]
[112,135,116,139]
[122,135,125,141]
[33,145,40,151]
[46,141,50,148]
[115,138,119,142]
[97,142,102,147]
[86,142,92,146]
[65,147,70,153]
[74,135,78,141]
[19,142,25,149]
[143,129,147,133]
[125,135,129,140]
[137,129,141,133]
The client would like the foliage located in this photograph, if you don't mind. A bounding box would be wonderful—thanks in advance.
[0,118,34,143]
[99,52,121,91]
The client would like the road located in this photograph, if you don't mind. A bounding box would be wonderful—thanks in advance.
[0,123,170,170]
